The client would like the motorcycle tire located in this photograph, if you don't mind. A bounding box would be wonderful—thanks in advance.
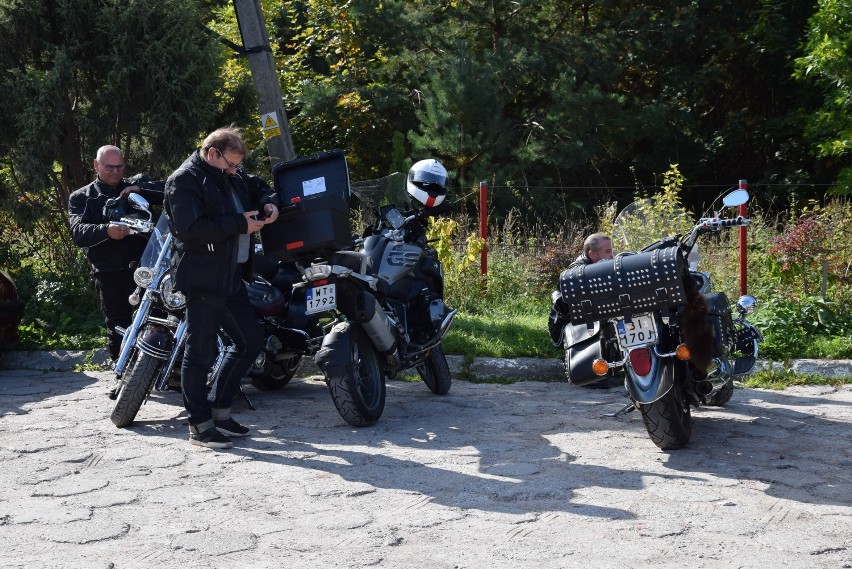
[706,377,734,406]
[638,362,692,450]
[417,344,452,395]
[110,352,160,428]
[327,327,386,427]
[250,355,302,391]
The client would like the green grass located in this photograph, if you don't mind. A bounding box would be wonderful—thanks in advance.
[442,305,561,360]
[741,368,852,390]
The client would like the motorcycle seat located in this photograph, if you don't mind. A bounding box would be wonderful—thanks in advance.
[247,280,287,316]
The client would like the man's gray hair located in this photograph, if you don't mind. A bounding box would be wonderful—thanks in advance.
[583,233,611,256]
[95,145,123,162]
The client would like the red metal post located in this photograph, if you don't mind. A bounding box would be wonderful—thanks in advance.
[479,181,488,292]
[738,179,748,296]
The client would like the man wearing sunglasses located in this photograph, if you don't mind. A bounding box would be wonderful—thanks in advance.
[165,126,280,449]
[68,145,165,364]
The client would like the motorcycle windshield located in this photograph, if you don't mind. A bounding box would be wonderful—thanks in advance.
[350,172,408,216]
[611,198,695,254]
[138,212,171,269]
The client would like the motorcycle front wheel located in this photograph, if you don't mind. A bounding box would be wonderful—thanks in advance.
[110,351,160,428]
[250,354,302,391]
[637,361,692,450]
[327,327,386,427]
[417,344,452,395]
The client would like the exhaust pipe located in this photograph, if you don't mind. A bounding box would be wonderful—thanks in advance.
[694,380,714,396]
[355,292,399,367]
[693,357,733,398]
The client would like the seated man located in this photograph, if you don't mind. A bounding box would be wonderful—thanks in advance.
[548,233,617,389]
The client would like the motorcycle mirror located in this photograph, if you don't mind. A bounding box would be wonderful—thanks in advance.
[127,192,150,211]
[722,189,749,208]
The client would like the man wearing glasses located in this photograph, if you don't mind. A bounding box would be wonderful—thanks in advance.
[165,126,280,449]
[68,145,165,363]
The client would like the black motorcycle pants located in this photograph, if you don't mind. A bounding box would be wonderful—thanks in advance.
[181,284,262,427]
[93,269,136,361]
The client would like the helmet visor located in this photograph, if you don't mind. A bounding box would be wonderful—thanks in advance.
[411,169,447,187]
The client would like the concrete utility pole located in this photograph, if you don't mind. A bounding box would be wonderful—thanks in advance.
[232,0,296,166]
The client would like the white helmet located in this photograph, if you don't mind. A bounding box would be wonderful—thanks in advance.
[406,159,448,207]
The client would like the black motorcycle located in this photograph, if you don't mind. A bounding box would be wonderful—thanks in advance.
[551,188,762,450]
[297,178,457,427]
[244,251,328,391]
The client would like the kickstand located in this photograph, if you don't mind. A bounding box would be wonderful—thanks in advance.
[603,392,635,418]
[238,385,256,410]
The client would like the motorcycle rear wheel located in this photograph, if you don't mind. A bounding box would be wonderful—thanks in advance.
[250,355,302,391]
[638,362,692,450]
[327,327,386,427]
[706,377,734,406]
[417,344,452,395]
[110,351,160,428]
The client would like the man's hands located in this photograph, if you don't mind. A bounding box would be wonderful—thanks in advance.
[119,185,141,198]
[243,205,279,234]
[107,223,132,240]
[262,204,279,223]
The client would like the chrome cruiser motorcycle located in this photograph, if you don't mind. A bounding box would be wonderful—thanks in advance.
[108,198,226,427]
[551,188,762,450]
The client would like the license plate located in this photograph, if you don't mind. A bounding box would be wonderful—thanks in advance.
[615,313,657,348]
[306,284,336,314]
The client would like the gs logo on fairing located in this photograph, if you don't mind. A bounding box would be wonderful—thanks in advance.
[386,245,420,267]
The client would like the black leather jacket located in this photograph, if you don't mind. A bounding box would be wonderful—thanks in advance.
[165,150,279,296]
[548,253,593,346]
[68,175,165,273]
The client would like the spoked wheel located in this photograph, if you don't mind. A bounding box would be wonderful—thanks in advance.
[326,327,386,427]
[110,351,161,428]
[417,344,452,395]
[250,354,302,391]
[638,361,692,450]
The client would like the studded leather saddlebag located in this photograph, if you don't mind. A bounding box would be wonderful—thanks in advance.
[558,246,688,326]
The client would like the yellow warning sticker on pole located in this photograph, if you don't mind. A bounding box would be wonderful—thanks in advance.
[260,112,281,139]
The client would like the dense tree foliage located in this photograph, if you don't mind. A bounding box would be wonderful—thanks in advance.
[794,0,852,189]
[259,0,847,220]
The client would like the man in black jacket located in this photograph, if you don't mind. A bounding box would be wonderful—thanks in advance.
[549,233,616,388]
[165,126,279,449]
[569,233,614,268]
[68,145,164,362]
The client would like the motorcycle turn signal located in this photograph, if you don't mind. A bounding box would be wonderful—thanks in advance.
[675,344,691,360]
[592,359,609,376]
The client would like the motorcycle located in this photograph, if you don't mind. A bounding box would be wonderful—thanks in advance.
[108,195,229,427]
[302,176,458,426]
[551,188,762,450]
[244,250,328,391]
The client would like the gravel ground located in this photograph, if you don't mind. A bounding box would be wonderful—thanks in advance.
[1,367,850,569]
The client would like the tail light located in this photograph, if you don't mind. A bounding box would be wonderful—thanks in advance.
[628,347,652,376]
[304,264,332,281]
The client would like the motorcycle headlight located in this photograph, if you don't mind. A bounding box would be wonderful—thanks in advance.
[160,274,186,310]
[134,267,155,288]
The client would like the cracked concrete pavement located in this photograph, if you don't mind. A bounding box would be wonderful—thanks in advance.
[0,355,851,568]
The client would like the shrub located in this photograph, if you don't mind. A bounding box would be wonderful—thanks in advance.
[750,294,852,359]
[766,200,852,303]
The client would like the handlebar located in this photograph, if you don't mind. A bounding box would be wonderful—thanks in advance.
[115,217,154,234]
[696,216,750,232]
